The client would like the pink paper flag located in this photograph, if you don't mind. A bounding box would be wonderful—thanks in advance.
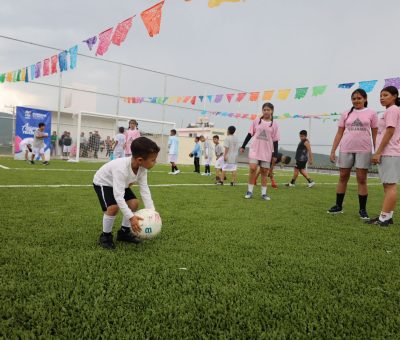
[112,16,134,46]
[96,28,114,56]
[43,58,50,76]
[51,55,58,74]
[236,93,247,102]
[226,94,234,102]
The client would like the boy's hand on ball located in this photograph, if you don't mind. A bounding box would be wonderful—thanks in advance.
[130,215,143,234]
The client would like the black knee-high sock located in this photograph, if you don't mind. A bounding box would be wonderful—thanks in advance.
[290,178,296,184]
[173,165,178,171]
[358,194,367,210]
[336,193,345,208]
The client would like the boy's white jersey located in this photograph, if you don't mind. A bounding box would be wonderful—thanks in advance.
[114,133,126,151]
[33,130,46,149]
[93,157,155,219]
[202,140,213,160]
[168,136,179,155]
[224,135,240,164]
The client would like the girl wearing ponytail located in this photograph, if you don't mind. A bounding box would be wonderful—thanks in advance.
[328,89,378,219]
[240,102,280,201]
[125,119,141,157]
[367,86,400,226]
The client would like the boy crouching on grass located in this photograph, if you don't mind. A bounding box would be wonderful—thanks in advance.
[93,137,160,250]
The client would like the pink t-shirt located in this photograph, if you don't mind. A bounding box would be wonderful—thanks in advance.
[248,119,280,162]
[376,105,400,157]
[124,129,141,155]
[338,108,378,153]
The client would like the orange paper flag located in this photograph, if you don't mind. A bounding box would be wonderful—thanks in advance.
[249,92,260,102]
[141,1,165,37]
[262,90,274,101]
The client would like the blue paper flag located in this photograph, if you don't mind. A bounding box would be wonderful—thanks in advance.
[69,45,78,69]
[338,82,355,89]
[58,51,68,72]
[358,80,378,93]
[207,95,213,103]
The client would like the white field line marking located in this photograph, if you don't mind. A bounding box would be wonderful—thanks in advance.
[0,164,10,169]
[0,183,383,188]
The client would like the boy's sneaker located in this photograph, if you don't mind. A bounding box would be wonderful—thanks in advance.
[285,183,295,187]
[359,209,370,220]
[168,171,174,174]
[327,205,343,214]
[230,182,236,186]
[174,170,181,175]
[244,191,253,199]
[215,181,223,185]
[117,228,142,244]
[271,179,278,189]
[365,216,393,226]
[307,181,315,188]
[99,233,115,250]
[43,161,49,165]
[261,194,271,201]
[201,173,208,176]
[30,160,35,164]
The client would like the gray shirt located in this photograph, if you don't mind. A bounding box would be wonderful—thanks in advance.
[214,144,224,158]
[33,129,46,148]
[224,135,239,164]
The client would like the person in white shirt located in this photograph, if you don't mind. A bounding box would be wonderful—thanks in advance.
[19,137,34,162]
[200,135,212,176]
[93,136,160,250]
[213,135,224,183]
[167,129,180,175]
[31,122,49,165]
[113,127,126,159]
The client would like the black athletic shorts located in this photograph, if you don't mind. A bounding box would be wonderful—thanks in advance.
[93,184,137,212]
[295,161,307,170]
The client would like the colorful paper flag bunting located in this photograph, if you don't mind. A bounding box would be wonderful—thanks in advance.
[51,55,58,74]
[384,77,400,89]
[358,80,377,93]
[16,69,21,82]
[262,90,274,101]
[198,96,204,102]
[295,87,308,99]
[183,96,191,103]
[0,73,5,83]
[277,89,291,100]
[226,94,234,102]
[208,0,241,8]
[312,85,327,96]
[207,95,213,103]
[141,1,165,37]
[35,62,41,78]
[96,28,113,56]
[83,36,97,51]
[236,92,246,102]
[69,45,78,69]
[20,68,26,82]
[190,96,196,105]
[214,94,223,103]
[112,16,134,46]
[30,65,35,80]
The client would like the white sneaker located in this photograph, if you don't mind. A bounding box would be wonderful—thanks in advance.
[285,183,295,187]
[168,172,174,175]
[307,181,315,188]
[244,191,253,199]
[174,170,181,175]
[201,173,208,176]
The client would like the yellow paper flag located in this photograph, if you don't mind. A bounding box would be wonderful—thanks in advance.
[277,89,291,100]
[21,68,26,81]
[208,0,241,8]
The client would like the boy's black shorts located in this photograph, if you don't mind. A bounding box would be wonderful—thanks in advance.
[93,184,137,212]
[295,161,307,170]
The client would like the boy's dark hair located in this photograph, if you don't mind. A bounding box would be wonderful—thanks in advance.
[213,135,219,140]
[195,137,200,142]
[170,129,177,135]
[119,126,125,133]
[131,137,160,159]
[299,130,307,136]
[38,123,45,128]
[227,126,236,135]
[283,156,291,164]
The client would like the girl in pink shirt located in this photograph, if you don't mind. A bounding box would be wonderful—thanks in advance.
[240,102,280,201]
[367,86,400,226]
[328,89,378,219]
[125,119,141,156]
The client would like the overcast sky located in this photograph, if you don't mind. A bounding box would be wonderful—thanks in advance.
[1,0,399,153]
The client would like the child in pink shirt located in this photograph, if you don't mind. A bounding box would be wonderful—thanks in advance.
[240,102,280,201]
[328,89,378,219]
[125,120,141,156]
[367,86,400,226]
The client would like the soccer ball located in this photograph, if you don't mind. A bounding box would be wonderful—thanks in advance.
[135,209,162,240]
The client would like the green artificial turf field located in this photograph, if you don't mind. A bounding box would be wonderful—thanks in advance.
[0,158,399,338]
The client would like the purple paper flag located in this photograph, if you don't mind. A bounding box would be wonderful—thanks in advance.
[214,94,223,103]
[35,61,41,78]
[384,77,400,89]
[83,36,97,51]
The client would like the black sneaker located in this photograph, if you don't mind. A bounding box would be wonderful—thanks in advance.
[43,161,49,165]
[215,181,223,185]
[359,209,370,220]
[230,182,236,186]
[99,233,115,250]
[30,160,35,164]
[327,205,343,214]
[117,228,142,244]
[365,216,393,226]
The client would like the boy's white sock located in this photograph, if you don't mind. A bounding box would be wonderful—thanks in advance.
[248,184,254,193]
[389,211,394,218]
[122,215,131,228]
[261,186,267,195]
[103,214,116,233]
[379,211,391,222]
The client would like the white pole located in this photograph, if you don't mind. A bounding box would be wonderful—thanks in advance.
[56,72,62,157]
[161,75,167,163]
[75,112,81,162]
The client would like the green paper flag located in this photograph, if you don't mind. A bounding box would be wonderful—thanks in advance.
[283,112,291,118]
[295,87,308,99]
[0,73,5,83]
[312,85,327,96]
[16,69,21,82]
